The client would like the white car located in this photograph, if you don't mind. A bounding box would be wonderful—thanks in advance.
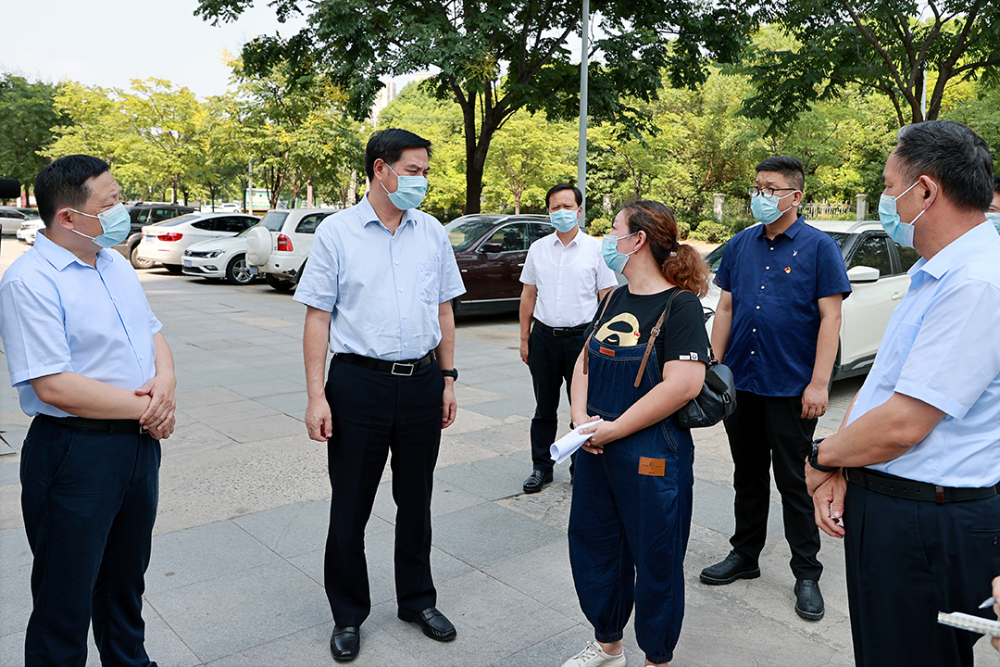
[701,220,919,381]
[0,206,28,235]
[182,224,262,285]
[245,208,339,291]
[200,203,242,214]
[137,212,260,273]
[16,217,44,244]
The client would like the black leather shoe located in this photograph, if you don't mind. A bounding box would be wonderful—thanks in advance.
[330,625,360,662]
[699,550,761,585]
[398,606,457,642]
[794,579,825,620]
[522,469,553,494]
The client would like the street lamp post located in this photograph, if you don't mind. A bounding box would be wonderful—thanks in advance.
[577,0,590,226]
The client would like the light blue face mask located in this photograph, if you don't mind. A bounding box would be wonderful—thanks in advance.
[549,209,579,233]
[878,180,924,248]
[987,212,1000,232]
[601,232,637,273]
[381,164,428,210]
[750,190,798,224]
[70,202,131,248]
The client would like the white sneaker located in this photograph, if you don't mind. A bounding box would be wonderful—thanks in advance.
[561,641,627,667]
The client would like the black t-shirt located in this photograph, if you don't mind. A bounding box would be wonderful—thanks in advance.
[585,286,710,369]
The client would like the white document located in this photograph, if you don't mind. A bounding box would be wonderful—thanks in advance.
[550,420,604,465]
[937,611,1000,638]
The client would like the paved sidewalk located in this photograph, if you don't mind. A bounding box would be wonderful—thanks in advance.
[0,239,993,666]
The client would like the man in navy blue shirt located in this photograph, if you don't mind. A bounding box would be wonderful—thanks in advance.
[699,156,851,622]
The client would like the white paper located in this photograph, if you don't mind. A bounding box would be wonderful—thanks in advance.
[937,611,1000,638]
[550,420,604,464]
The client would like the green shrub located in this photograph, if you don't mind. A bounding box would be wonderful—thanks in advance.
[587,217,613,236]
[689,222,731,244]
[676,220,690,240]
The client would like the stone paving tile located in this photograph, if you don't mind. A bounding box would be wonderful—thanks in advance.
[430,503,565,569]
[145,560,330,664]
[434,452,533,501]
[493,626,645,667]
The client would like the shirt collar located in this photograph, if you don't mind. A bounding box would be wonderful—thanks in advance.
[33,229,106,271]
[551,228,580,248]
[360,193,418,230]
[756,216,804,240]
[912,220,997,281]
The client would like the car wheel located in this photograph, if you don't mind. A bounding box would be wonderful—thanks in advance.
[130,244,154,270]
[226,254,254,285]
[164,263,183,274]
[265,273,294,292]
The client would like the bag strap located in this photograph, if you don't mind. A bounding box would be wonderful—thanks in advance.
[634,288,682,388]
[582,287,618,376]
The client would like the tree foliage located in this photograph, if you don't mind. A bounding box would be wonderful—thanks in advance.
[0,74,60,195]
[195,0,755,213]
[743,1,1000,131]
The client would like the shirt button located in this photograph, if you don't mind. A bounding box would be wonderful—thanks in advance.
[139,356,143,360]
[396,262,399,265]
[765,266,769,270]
[756,305,760,310]
[752,328,757,332]
[399,288,403,292]
[760,285,765,289]
[751,350,755,355]
[770,247,774,251]
[404,343,408,347]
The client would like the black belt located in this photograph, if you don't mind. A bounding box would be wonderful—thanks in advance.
[534,320,589,337]
[37,414,145,434]
[334,352,434,377]
[845,467,997,504]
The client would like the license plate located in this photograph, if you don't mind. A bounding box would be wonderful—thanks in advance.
[143,235,154,243]
[249,265,259,275]
[182,258,192,267]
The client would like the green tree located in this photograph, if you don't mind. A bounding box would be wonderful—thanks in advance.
[0,74,60,198]
[195,0,754,213]
[743,1,1000,131]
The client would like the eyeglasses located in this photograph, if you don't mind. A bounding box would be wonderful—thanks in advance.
[748,186,797,197]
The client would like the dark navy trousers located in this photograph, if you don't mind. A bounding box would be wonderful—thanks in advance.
[528,324,585,472]
[20,416,160,667]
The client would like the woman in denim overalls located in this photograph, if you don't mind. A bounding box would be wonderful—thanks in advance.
[561,201,711,667]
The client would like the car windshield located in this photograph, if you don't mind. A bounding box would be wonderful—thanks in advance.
[444,217,500,251]
[155,214,200,227]
[260,211,288,232]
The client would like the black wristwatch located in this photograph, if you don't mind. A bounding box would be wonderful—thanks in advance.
[441,368,458,380]
[809,438,839,473]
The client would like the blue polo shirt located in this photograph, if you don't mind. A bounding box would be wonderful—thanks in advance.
[715,218,851,397]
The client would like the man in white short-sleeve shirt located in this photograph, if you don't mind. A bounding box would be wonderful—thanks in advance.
[518,184,617,493]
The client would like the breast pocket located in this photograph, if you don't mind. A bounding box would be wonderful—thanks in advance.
[417,261,438,304]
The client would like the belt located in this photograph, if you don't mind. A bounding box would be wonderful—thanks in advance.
[845,467,997,504]
[534,320,589,337]
[37,414,145,434]
[334,352,434,377]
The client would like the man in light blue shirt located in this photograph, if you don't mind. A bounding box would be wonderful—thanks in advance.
[0,155,176,667]
[295,129,465,662]
[805,121,1000,667]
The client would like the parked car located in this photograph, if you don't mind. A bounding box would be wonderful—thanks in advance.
[0,206,28,235]
[137,212,260,273]
[117,203,196,269]
[200,203,242,214]
[182,224,262,285]
[16,217,44,244]
[245,209,339,291]
[700,220,920,381]
[444,213,555,314]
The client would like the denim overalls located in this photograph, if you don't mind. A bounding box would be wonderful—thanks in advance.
[568,305,695,665]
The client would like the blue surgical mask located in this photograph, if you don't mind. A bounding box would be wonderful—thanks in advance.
[70,202,131,248]
[549,209,579,233]
[878,180,924,248]
[381,164,428,210]
[601,232,637,273]
[987,212,1000,232]
[750,190,798,224]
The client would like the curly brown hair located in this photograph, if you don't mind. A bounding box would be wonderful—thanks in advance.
[621,200,711,297]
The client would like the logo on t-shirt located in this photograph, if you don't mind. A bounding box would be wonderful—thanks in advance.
[595,313,641,347]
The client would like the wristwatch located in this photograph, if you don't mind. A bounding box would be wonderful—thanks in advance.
[809,438,839,473]
[441,368,458,380]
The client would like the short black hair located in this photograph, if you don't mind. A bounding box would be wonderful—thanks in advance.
[894,121,994,212]
[993,174,1000,195]
[545,183,582,208]
[35,154,110,227]
[755,155,805,192]
[364,129,432,181]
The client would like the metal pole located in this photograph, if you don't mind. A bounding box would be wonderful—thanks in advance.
[920,69,927,122]
[577,0,589,226]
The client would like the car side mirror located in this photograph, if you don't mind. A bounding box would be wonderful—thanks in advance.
[847,265,880,283]
[480,241,504,253]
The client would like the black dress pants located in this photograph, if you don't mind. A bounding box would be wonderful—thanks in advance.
[323,357,444,627]
[528,325,586,472]
[844,483,1000,667]
[20,417,160,667]
[724,390,822,581]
